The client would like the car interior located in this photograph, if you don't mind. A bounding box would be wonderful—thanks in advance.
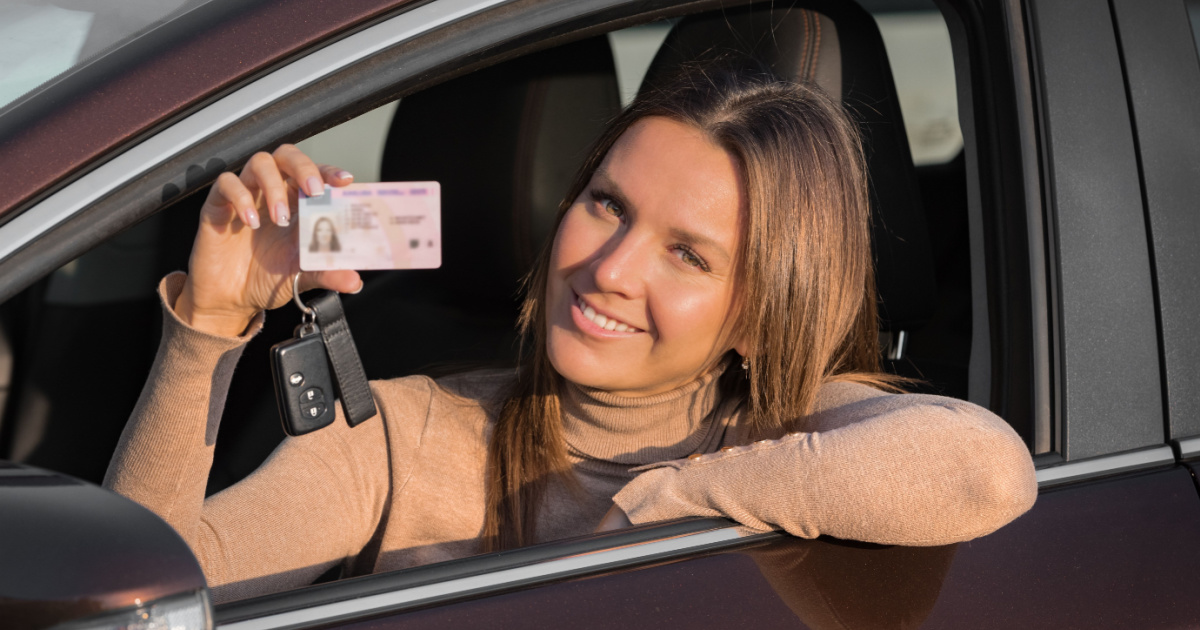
[0,0,974,553]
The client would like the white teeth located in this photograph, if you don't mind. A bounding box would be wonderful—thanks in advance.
[576,295,637,332]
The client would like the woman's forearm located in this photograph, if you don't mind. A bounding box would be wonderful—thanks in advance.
[614,387,1038,546]
[103,272,391,601]
[103,272,260,544]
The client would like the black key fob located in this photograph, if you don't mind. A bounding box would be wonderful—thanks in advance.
[270,322,336,436]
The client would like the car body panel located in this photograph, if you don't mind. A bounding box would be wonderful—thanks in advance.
[294,468,1200,629]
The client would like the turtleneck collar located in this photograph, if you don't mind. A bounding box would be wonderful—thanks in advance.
[560,365,729,466]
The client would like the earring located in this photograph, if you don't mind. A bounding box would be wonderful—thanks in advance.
[741,355,750,378]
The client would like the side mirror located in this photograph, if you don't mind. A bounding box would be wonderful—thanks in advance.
[0,462,212,630]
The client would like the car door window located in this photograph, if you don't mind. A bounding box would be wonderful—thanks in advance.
[871,2,963,166]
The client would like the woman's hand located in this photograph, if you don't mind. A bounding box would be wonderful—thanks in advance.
[174,145,362,337]
[595,503,633,533]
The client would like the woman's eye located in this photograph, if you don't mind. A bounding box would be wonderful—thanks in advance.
[674,246,710,271]
[601,197,623,218]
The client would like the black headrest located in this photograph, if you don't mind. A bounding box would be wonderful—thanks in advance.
[641,3,937,332]
[377,36,621,313]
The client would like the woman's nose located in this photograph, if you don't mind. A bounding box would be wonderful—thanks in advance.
[591,231,646,299]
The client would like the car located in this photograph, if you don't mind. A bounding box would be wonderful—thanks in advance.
[2,0,1200,627]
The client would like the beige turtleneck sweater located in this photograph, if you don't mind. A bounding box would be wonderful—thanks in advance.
[104,274,1037,603]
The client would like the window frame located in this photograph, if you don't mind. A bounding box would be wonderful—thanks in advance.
[1021,0,1167,469]
[214,517,769,629]
[1107,0,1200,449]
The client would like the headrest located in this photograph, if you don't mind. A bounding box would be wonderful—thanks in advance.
[644,8,842,102]
[377,36,621,312]
[641,4,937,332]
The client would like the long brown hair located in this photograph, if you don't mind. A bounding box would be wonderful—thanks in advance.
[482,64,896,551]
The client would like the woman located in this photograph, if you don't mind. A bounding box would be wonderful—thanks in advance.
[308,216,341,253]
[104,67,1036,602]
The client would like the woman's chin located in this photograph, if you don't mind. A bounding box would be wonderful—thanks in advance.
[547,335,636,391]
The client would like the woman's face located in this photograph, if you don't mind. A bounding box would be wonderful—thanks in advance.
[315,221,334,247]
[546,116,746,396]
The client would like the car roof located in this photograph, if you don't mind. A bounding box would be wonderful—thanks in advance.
[0,0,415,220]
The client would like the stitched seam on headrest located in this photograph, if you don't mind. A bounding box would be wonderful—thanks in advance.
[811,14,822,83]
[802,10,812,81]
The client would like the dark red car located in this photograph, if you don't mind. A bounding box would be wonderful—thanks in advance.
[2,0,1200,628]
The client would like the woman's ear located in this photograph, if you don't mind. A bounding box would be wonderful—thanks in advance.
[733,336,750,359]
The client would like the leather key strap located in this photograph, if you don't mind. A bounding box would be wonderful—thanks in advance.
[308,290,378,426]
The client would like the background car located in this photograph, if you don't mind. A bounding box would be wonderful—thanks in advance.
[2,0,1200,628]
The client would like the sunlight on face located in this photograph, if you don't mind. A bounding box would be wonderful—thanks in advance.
[545,116,746,396]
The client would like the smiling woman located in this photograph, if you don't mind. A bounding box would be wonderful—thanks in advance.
[103,64,1036,601]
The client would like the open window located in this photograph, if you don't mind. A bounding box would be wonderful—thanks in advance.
[0,0,1038,609]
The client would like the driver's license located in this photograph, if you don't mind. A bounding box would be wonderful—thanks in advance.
[298,182,442,271]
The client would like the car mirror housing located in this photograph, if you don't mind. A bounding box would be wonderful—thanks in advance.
[0,462,211,630]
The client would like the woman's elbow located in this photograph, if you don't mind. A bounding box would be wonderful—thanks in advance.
[960,431,1038,537]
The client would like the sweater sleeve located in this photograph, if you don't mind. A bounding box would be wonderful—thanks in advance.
[103,273,390,602]
[612,382,1038,546]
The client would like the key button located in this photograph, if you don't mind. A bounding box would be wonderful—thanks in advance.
[300,387,324,403]
[301,401,327,419]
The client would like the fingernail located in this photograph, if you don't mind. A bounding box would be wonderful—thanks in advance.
[336,170,354,181]
[306,176,324,196]
[245,208,261,229]
[350,281,364,295]
[276,202,290,227]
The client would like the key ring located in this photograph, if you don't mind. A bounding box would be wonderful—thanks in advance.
[292,272,312,315]
[293,273,317,334]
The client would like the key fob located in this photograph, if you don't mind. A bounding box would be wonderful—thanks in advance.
[270,323,336,436]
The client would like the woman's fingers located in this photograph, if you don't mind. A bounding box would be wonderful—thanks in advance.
[318,164,355,187]
[273,144,326,197]
[208,171,261,229]
[243,151,292,227]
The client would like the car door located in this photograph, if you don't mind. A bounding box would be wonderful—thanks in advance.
[3,0,1200,628]
[210,0,1200,626]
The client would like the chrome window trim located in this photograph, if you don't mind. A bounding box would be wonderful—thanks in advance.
[218,527,760,630]
[1176,435,1200,460]
[0,0,513,265]
[1035,445,1175,488]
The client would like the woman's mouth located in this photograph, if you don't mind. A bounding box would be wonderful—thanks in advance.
[574,293,642,334]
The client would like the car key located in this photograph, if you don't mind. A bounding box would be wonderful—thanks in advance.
[270,317,337,436]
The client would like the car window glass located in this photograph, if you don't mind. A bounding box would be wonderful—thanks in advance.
[867,1,963,165]
[297,102,401,183]
[0,0,200,110]
[608,21,675,106]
